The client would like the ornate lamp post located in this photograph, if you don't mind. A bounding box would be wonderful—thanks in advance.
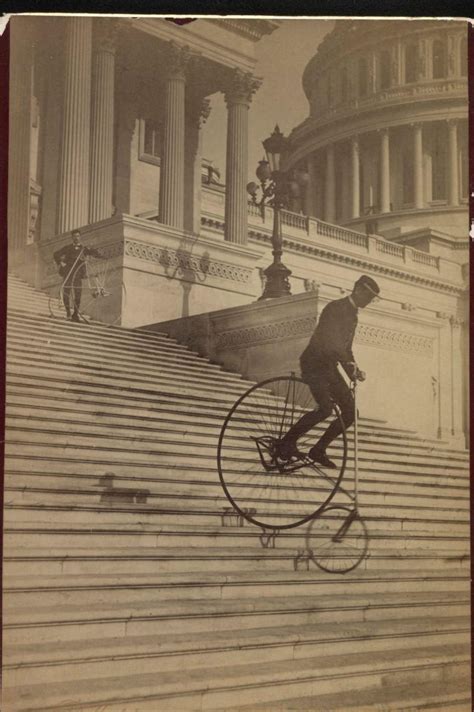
[247,125,309,299]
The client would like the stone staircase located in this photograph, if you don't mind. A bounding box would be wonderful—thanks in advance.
[2,274,471,711]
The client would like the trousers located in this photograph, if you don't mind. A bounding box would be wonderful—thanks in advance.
[62,273,82,314]
[285,357,355,451]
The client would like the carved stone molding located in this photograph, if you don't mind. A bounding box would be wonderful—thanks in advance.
[355,324,433,357]
[436,311,452,320]
[215,315,434,357]
[401,302,416,312]
[304,279,320,293]
[124,239,252,284]
[216,316,318,350]
[224,69,262,106]
[449,315,464,328]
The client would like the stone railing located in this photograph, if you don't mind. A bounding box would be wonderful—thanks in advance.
[411,249,439,268]
[316,219,368,247]
[376,239,404,259]
[201,185,464,284]
[305,78,467,130]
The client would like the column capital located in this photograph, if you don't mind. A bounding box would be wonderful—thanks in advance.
[186,94,211,129]
[93,17,122,53]
[224,69,261,106]
[447,117,458,128]
[164,41,193,81]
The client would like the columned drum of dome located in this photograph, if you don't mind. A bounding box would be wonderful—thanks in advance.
[287,20,468,245]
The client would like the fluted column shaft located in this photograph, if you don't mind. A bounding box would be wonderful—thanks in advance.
[325,144,336,223]
[8,20,33,250]
[89,20,117,223]
[159,44,189,231]
[380,128,390,213]
[57,17,92,233]
[351,137,360,219]
[448,119,459,206]
[224,71,260,244]
[413,123,424,209]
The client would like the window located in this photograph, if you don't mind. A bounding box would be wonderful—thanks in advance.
[358,57,368,97]
[460,36,467,77]
[379,50,391,90]
[431,124,447,201]
[405,43,417,83]
[432,39,447,79]
[139,119,162,164]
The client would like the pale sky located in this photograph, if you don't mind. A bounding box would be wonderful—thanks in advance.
[201,19,334,181]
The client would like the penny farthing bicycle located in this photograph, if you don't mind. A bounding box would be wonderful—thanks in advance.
[217,371,368,573]
[48,253,125,326]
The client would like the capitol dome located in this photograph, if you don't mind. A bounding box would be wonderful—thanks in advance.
[287,20,468,255]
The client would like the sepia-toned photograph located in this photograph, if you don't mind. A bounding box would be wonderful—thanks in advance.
[3,13,471,711]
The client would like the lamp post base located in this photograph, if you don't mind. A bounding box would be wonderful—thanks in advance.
[259,261,292,299]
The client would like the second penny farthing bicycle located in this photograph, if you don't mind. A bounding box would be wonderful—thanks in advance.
[217,371,368,573]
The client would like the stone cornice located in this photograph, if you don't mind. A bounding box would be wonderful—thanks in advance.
[201,215,463,296]
[213,19,280,42]
[215,313,434,358]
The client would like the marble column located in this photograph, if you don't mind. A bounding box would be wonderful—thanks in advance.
[57,17,92,233]
[448,119,459,206]
[158,43,190,231]
[380,128,390,213]
[325,143,336,223]
[351,137,360,219]
[184,94,211,234]
[89,19,119,223]
[224,70,260,244]
[413,123,424,209]
[8,19,33,250]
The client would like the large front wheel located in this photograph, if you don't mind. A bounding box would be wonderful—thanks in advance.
[217,375,348,530]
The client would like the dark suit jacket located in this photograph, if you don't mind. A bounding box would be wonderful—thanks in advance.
[301,297,358,374]
[53,243,101,279]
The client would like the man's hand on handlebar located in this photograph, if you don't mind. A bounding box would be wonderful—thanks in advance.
[344,361,366,382]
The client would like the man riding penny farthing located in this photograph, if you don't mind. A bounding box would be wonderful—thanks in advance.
[217,275,380,571]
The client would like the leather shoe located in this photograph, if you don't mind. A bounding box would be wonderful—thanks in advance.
[308,446,336,469]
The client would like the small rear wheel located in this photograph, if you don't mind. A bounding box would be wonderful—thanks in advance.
[305,505,369,573]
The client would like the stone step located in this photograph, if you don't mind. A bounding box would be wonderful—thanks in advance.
[7,383,446,451]
[5,413,470,472]
[5,470,469,511]
[5,365,444,445]
[1,638,470,711]
[3,543,468,578]
[4,569,469,606]
[5,438,469,486]
[6,322,248,380]
[4,590,468,635]
[5,502,468,536]
[5,449,469,492]
[4,478,471,526]
[7,356,256,403]
[221,671,471,712]
[4,522,468,554]
[5,397,469,462]
[6,337,253,393]
[5,480,470,528]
